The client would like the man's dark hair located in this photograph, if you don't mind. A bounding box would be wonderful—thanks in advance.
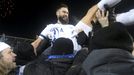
[56,3,68,11]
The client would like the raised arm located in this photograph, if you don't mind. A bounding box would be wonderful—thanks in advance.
[81,0,122,27]
[81,4,98,28]
[74,0,121,36]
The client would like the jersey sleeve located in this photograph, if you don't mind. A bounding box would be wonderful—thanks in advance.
[75,21,92,36]
[39,24,52,40]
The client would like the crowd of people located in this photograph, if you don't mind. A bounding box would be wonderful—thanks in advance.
[0,0,134,75]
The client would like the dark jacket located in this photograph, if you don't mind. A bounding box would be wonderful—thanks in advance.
[65,48,89,75]
[82,48,134,75]
[23,55,73,75]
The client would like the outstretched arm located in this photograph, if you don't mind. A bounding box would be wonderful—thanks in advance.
[31,24,51,55]
[81,5,98,28]
[31,37,48,55]
[74,5,98,36]
[74,0,121,36]
[81,0,122,27]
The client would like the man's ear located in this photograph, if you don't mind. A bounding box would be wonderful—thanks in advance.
[56,10,59,17]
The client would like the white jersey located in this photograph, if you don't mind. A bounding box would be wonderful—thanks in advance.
[39,21,92,52]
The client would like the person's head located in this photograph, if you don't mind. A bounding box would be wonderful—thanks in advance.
[0,42,16,75]
[51,38,74,55]
[56,4,69,24]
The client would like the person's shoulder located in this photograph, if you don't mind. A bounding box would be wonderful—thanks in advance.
[47,23,56,26]
[67,24,74,26]
[49,23,67,26]
[65,24,75,27]
[45,23,58,28]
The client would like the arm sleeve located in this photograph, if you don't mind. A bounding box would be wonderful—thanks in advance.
[75,21,92,36]
[39,24,52,40]
[116,9,134,26]
[97,0,122,11]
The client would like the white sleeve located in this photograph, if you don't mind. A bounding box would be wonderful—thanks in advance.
[116,9,134,26]
[75,21,92,36]
[97,0,122,11]
[39,24,52,40]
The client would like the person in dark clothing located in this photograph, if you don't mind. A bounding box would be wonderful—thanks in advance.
[82,22,134,75]
[65,48,88,75]
[8,38,74,75]
[22,38,74,75]
[13,42,37,66]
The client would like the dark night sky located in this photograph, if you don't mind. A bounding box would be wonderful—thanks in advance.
[0,0,134,39]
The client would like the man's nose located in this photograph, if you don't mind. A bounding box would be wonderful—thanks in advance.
[64,13,68,17]
[12,52,17,57]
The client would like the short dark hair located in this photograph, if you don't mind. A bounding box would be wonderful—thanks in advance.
[56,3,68,11]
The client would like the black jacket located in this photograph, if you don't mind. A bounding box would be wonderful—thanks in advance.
[23,55,73,75]
[82,48,134,75]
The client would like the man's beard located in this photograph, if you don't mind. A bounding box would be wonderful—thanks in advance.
[6,61,16,70]
[0,59,16,74]
[58,16,69,24]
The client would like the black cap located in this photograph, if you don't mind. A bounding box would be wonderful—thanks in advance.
[51,38,73,55]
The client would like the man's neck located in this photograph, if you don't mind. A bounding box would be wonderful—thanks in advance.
[57,20,68,25]
[57,20,62,24]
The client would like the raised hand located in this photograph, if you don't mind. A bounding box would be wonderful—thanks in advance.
[96,10,109,27]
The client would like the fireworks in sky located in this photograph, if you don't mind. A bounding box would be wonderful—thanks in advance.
[0,0,15,18]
